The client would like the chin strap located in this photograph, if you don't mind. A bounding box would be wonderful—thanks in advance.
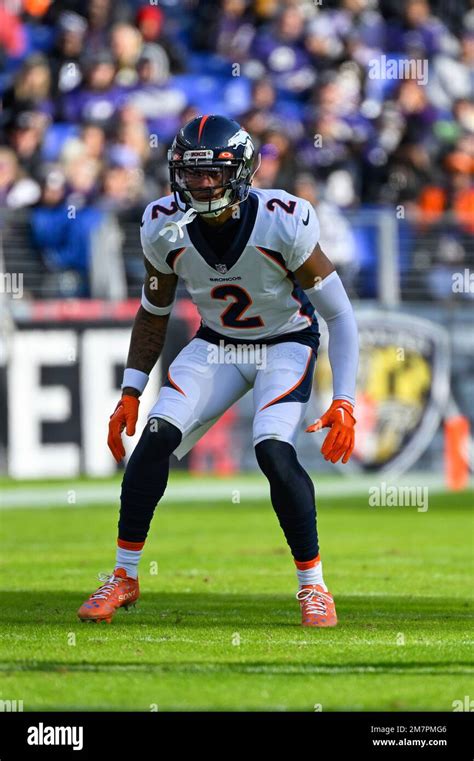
[158,206,197,243]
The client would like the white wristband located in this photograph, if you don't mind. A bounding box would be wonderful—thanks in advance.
[121,368,149,394]
[141,285,175,316]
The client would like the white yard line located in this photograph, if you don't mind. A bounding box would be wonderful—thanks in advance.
[0,473,454,510]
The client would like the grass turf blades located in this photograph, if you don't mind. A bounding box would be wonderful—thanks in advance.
[0,484,472,712]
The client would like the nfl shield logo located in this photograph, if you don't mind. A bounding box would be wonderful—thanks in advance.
[215,263,228,274]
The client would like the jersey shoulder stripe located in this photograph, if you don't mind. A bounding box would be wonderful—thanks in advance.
[256,246,288,273]
[166,247,187,272]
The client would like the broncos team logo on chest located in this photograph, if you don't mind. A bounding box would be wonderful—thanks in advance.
[167,237,314,338]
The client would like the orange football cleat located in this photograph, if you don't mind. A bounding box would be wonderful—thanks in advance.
[77,568,139,624]
[296,584,338,627]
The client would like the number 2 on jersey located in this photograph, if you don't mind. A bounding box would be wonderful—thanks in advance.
[211,285,264,329]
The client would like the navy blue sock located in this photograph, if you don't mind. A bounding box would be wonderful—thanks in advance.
[118,417,182,543]
[255,439,319,562]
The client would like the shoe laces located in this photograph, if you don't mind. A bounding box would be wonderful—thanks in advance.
[296,586,332,617]
[90,572,123,601]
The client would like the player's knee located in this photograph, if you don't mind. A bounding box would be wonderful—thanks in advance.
[129,417,182,464]
[145,417,182,459]
[255,438,296,483]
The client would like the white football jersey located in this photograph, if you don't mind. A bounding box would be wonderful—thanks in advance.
[140,187,320,342]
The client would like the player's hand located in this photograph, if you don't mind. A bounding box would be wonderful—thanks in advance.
[107,395,140,463]
[306,399,356,464]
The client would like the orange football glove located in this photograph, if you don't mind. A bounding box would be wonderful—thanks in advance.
[107,395,140,463]
[306,399,356,464]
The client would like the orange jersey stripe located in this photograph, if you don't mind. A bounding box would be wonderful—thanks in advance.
[259,348,313,411]
[167,370,186,396]
[256,246,288,273]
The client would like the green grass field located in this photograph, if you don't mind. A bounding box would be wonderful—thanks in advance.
[0,476,472,712]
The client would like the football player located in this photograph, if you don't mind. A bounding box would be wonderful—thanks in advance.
[78,115,358,627]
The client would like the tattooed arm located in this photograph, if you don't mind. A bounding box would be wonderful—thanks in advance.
[122,257,178,398]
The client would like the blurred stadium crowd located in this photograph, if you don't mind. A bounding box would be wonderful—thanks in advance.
[0,0,473,299]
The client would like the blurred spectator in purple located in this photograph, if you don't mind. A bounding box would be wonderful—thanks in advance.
[360,76,443,205]
[296,73,371,199]
[305,10,345,70]
[297,110,353,178]
[49,11,87,97]
[62,50,126,128]
[84,0,132,54]
[385,0,454,58]
[192,0,249,54]
[239,78,304,142]
[248,6,316,95]
[306,0,385,70]
[126,44,187,143]
[215,0,255,62]
[394,79,442,146]
[98,145,146,211]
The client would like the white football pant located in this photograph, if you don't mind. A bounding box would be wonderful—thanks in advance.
[147,338,315,460]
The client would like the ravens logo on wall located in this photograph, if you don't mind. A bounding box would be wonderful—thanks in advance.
[314,312,450,476]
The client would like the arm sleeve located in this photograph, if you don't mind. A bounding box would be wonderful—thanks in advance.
[304,271,359,405]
